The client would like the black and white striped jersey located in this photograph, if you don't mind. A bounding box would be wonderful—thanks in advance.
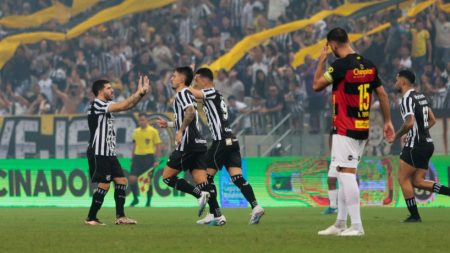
[88,99,117,156]
[173,88,207,152]
[202,88,234,140]
[400,89,433,148]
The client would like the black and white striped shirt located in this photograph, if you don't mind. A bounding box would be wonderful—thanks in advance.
[202,88,234,141]
[400,89,433,148]
[88,99,116,156]
[173,88,207,152]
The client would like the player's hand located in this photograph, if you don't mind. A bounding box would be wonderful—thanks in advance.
[319,42,329,63]
[142,75,150,94]
[175,130,183,146]
[156,117,168,128]
[384,121,395,143]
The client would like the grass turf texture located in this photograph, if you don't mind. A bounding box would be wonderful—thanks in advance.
[1,207,448,253]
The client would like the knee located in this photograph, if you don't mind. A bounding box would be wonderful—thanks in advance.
[97,183,110,191]
[412,177,424,188]
[129,176,137,184]
[115,177,128,185]
[163,176,178,187]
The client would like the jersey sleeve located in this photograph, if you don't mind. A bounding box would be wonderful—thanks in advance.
[202,88,217,100]
[93,100,113,114]
[401,97,415,120]
[176,89,195,110]
[324,60,345,84]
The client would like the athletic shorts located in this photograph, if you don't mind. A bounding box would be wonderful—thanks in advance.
[206,139,242,170]
[87,148,125,183]
[166,150,207,172]
[131,154,155,176]
[400,143,434,169]
[330,134,367,172]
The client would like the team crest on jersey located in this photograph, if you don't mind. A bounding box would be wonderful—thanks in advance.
[106,175,111,181]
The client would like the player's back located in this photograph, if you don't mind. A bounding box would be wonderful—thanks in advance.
[401,89,433,148]
[325,53,382,140]
[202,88,234,140]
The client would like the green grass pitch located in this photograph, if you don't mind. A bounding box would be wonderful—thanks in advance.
[1,207,449,253]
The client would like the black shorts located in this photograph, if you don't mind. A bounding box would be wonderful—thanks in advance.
[131,154,155,176]
[87,148,125,183]
[206,139,242,170]
[400,143,434,169]
[166,150,207,172]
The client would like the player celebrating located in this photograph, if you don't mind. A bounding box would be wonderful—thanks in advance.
[189,67,264,225]
[129,113,161,207]
[393,70,450,222]
[156,66,224,224]
[85,76,149,225]
[313,28,395,236]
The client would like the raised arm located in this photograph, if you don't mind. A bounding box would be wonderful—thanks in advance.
[313,43,332,91]
[108,76,150,113]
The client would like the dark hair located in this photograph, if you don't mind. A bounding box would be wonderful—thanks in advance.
[228,95,236,101]
[138,113,147,118]
[175,66,194,86]
[92,79,110,96]
[398,70,415,84]
[327,27,349,44]
[196,67,214,81]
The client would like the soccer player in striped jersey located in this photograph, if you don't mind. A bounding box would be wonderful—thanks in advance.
[189,67,264,225]
[85,76,149,225]
[156,67,224,224]
[314,28,395,236]
[393,70,450,222]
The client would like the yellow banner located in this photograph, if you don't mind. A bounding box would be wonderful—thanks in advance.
[0,0,100,29]
[208,1,387,72]
[0,0,175,69]
[291,0,437,68]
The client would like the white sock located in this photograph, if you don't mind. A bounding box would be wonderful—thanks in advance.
[334,174,347,228]
[340,173,362,230]
[328,189,338,209]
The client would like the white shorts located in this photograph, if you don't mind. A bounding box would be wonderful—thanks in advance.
[329,134,367,177]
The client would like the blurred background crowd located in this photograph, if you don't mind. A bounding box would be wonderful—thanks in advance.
[0,0,449,135]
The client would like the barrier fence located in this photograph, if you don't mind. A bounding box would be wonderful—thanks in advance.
[0,156,449,208]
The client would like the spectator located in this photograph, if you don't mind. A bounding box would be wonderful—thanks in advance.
[228,95,251,133]
[430,11,450,64]
[410,19,432,76]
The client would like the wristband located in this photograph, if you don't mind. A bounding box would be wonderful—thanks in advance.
[168,121,175,128]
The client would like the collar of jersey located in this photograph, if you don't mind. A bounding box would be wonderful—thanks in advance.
[403,89,415,98]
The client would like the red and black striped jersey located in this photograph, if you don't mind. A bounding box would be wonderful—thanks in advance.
[324,53,381,140]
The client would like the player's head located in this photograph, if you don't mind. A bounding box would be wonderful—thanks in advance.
[171,66,193,90]
[395,69,415,92]
[195,67,214,88]
[326,27,349,58]
[138,113,148,128]
[92,79,113,101]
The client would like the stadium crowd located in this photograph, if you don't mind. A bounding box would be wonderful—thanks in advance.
[0,0,449,135]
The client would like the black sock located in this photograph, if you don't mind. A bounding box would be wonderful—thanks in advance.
[163,176,201,198]
[433,183,450,196]
[231,174,258,209]
[87,188,108,220]
[114,184,127,218]
[130,182,139,201]
[405,197,420,218]
[146,186,153,205]
[207,175,217,215]
[196,180,221,217]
